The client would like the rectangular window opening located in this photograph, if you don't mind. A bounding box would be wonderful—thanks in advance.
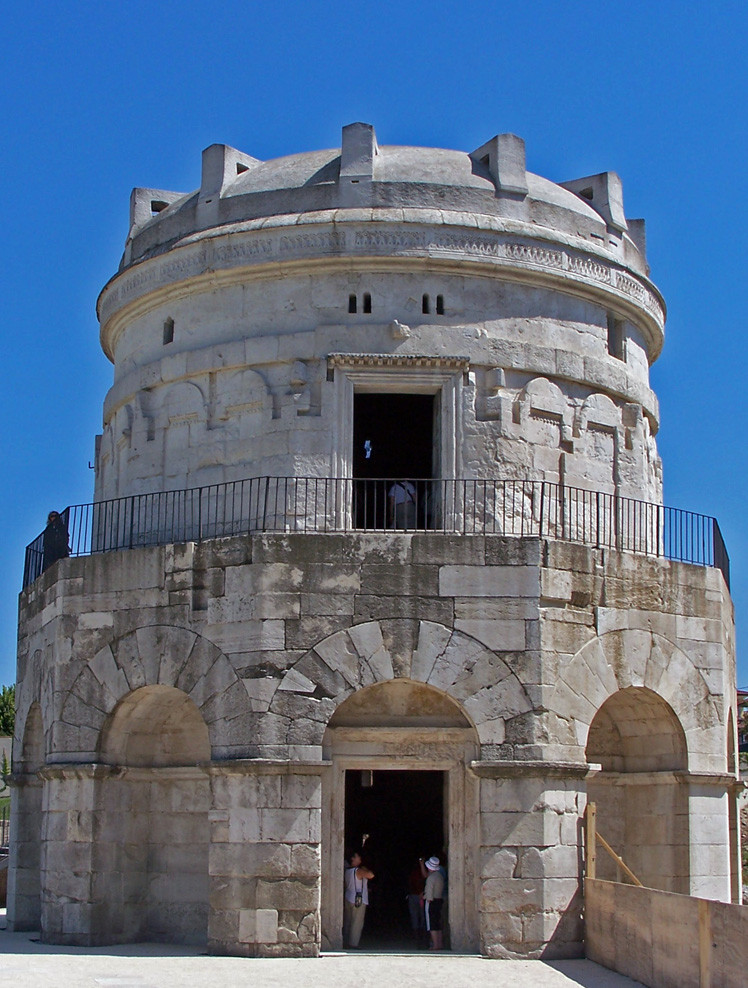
[163,317,175,345]
[349,294,358,314]
[363,293,372,314]
[422,294,430,314]
[436,295,445,315]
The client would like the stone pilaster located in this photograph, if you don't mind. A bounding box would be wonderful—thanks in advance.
[687,776,733,901]
[38,766,102,945]
[475,762,587,958]
[208,760,323,957]
[6,773,43,931]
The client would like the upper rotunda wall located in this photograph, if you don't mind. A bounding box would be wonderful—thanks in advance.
[94,124,666,504]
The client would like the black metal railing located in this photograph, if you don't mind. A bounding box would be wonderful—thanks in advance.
[23,476,730,590]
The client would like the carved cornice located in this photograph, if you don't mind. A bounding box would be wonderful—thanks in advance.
[589,769,741,788]
[98,219,666,361]
[469,759,592,779]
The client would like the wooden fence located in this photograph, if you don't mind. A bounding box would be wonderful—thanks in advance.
[584,803,747,988]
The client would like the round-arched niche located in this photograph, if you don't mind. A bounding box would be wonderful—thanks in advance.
[99,684,211,768]
[326,678,476,731]
[585,686,689,894]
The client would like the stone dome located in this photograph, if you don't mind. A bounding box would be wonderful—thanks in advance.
[115,126,648,281]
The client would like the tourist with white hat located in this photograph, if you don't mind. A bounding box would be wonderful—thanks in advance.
[422,856,445,950]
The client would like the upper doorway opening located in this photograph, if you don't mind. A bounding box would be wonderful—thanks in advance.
[352,393,439,529]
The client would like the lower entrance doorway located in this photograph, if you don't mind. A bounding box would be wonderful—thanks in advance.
[344,769,445,950]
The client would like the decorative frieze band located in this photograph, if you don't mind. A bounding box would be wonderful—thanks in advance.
[327,353,470,371]
[100,222,665,330]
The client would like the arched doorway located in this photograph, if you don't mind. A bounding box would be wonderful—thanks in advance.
[98,685,211,943]
[586,687,689,892]
[321,679,480,952]
[7,703,44,931]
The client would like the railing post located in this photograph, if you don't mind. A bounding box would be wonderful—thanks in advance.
[539,482,546,538]
[560,482,566,541]
[585,802,597,880]
[128,496,134,549]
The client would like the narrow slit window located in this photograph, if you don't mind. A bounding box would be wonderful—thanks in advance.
[349,294,357,314]
[363,292,372,314]
[607,312,624,360]
[163,317,174,345]
[422,294,430,314]
[436,294,445,315]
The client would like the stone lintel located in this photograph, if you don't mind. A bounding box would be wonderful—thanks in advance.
[208,758,331,776]
[38,762,210,782]
[39,763,123,782]
[589,769,739,788]
[330,727,475,744]
[469,759,590,779]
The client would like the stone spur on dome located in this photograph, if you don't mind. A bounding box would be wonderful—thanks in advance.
[11,123,737,961]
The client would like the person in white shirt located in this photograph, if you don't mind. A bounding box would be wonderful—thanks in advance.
[343,850,375,948]
[388,480,417,529]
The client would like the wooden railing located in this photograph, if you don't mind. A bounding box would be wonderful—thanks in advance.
[584,802,643,886]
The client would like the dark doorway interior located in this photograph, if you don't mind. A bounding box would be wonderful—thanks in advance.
[352,393,436,529]
[344,769,445,950]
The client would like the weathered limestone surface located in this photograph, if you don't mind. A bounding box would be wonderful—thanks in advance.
[10,126,739,960]
[11,533,736,955]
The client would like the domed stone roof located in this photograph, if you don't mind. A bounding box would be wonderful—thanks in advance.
[119,124,643,275]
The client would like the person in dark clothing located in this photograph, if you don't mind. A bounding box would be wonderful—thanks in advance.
[407,857,426,942]
[42,511,70,572]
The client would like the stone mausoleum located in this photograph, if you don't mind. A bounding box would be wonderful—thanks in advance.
[9,124,740,957]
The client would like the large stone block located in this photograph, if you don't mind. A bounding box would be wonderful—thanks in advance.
[440,565,540,598]
[259,808,320,843]
[255,878,319,911]
[481,810,559,847]
[239,907,278,943]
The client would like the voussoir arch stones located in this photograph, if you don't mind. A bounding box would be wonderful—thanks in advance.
[56,625,251,756]
[271,619,532,745]
[548,629,723,771]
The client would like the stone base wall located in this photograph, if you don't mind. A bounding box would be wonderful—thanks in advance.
[10,533,736,955]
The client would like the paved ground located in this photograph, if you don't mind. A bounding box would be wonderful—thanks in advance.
[0,921,643,988]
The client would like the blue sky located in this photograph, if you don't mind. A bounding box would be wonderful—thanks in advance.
[1,0,746,686]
